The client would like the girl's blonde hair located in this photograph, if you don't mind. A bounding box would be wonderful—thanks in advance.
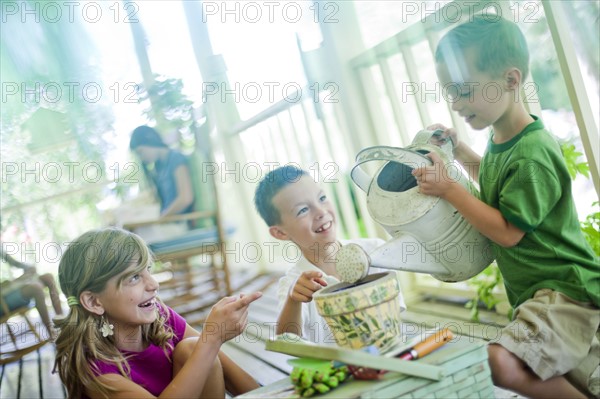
[54,228,174,398]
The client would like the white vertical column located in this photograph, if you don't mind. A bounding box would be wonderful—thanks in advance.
[542,0,599,197]
[181,1,266,270]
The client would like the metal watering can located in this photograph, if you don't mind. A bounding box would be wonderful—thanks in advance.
[338,129,494,283]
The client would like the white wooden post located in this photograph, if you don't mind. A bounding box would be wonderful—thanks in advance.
[181,1,267,270]
[542,0,600,198]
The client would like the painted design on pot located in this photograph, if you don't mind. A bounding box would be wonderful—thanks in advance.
[314,272,402,352]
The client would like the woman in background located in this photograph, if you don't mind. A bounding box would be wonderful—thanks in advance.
[129,125,194,217]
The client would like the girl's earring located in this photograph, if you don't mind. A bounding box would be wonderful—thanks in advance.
[100,315,114,337]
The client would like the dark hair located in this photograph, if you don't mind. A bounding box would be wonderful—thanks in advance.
[254,165,309,226]
[129,126,168,150]
[435,14,530,81]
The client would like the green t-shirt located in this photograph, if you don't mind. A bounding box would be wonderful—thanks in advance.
[480,116,599,308]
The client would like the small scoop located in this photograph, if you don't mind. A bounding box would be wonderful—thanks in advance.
[335,243,371,283]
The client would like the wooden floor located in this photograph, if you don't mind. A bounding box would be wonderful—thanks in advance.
[0,269,522,398]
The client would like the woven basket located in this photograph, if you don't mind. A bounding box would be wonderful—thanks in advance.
[313,272,402,352]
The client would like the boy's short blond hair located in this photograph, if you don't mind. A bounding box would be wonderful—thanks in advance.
[435,14,530,81]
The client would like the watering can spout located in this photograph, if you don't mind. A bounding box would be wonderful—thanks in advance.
[368,235,453,278]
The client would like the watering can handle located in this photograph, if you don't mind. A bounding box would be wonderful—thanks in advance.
[350,145,433,193]
[414,128,454,149]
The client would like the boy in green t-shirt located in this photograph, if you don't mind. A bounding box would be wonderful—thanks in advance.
[412,15,599,398]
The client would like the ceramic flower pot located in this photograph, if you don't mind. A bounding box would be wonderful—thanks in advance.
[313,272,402,352]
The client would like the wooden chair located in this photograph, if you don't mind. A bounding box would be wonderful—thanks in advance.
[123,207,234,305]
[0,292,50,365]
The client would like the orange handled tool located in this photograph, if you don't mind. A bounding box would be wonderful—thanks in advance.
[349,329,454,380]
[399,328,454,360]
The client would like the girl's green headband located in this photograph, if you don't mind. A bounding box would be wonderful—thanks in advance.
[67,296,79,307]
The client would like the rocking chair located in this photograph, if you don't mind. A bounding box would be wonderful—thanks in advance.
[0,291,50,365]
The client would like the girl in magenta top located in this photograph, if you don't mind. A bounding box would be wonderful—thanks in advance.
[54,228,262,398]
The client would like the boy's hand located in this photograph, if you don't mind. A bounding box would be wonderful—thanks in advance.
[428,123,458,150]
[289,271,328,303]
[204,291,263,344]
[412,152,457,198]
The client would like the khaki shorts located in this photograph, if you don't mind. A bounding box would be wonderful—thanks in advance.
[496,289,600,397]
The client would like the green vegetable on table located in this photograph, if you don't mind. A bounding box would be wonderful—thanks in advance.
[290,363,349,397]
